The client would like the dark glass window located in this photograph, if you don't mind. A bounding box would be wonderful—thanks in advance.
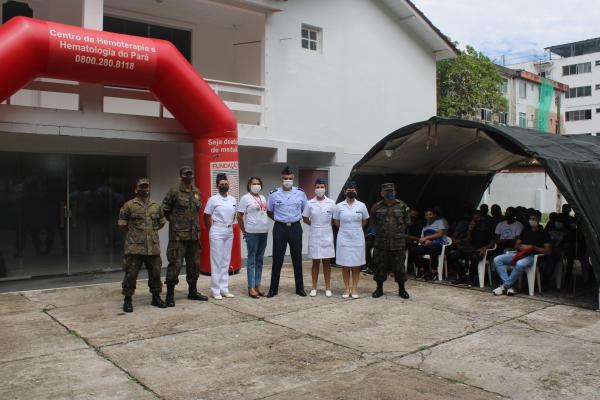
[2,0,33,24]
[103,16,191,62]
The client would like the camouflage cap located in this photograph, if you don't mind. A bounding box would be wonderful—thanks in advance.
[179,166,193,175]
[136,178,150,186]
[381,182,395,191]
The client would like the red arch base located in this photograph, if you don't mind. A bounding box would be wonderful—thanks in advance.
[0,17,241,274]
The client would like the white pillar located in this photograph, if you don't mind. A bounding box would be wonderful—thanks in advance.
[80,0,104,112]
[81,0,103,30]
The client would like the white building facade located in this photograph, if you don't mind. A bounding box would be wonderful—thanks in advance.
[510,38,600,136]
[0,0,456,279]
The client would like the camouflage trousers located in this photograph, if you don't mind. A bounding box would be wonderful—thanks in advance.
[121,255,163,296]
[165,240,200,286]
[372,248,407,284]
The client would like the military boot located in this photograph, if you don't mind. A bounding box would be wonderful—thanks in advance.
[398,281,410,299]
[151,294,167,308]
[188,282,208,301]
[123,296,133,313]
[372,282,384,298]
[165,284,175,307]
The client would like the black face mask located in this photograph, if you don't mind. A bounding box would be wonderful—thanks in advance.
[218,185,229,194]
[137,189,150,198]
[182,175,194,184]
[346,191,357,199]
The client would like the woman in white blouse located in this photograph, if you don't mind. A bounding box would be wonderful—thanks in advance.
[333,181,369,298]
[302,178,335,297]
[237,177,269,298]
[204,173,237,300]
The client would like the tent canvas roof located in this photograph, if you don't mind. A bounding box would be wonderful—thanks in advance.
[342,117,600,284]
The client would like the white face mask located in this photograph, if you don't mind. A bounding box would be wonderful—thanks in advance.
[315,188,326,198]
[250,184,261,194]
[282,179,293,189]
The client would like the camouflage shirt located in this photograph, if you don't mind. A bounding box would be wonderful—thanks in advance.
[118,197,165,255]
[371,199,411,250]
[162,183,202,241]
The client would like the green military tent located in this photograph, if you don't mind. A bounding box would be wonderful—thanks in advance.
[341,117,600,288]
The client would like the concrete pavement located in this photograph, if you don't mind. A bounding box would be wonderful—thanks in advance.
[1,264,599,400]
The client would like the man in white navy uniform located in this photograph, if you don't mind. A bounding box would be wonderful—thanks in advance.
[267,166,308,297]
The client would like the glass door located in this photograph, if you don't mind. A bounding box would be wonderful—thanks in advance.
[0,151,146,279]
[0,152,68,279]
[67,154,146,274]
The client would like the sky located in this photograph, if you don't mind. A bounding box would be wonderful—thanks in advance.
[411,0,600,65]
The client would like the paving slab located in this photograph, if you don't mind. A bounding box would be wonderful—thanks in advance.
[0,311,87,362]
[265,293,489,356]
[386,280,550,323]
[0,292,45,315]
[396,320,600,400]
[516,304,600,343]
[0,348,158,400]
[47,298,256,347]
[102,320,364,400]
[23,284,124,309]
[266,360,507,400]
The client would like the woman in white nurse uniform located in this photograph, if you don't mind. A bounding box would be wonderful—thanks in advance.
[302,178,335,297]
[333,181,369,299]
[204,173,237,300]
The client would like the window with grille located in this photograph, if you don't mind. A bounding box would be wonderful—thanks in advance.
[562,62,591,76]
[301,25,321,52]
[565,110,592,121]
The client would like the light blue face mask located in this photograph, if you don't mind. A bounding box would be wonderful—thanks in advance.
[384,191,395,201]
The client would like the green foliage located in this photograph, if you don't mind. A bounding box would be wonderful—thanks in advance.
[437,45,508,118]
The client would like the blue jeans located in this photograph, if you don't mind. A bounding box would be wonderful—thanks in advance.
[494,253,534,289]
[245,232,268,289]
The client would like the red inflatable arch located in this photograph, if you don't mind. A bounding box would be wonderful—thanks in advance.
[0,17,241,274]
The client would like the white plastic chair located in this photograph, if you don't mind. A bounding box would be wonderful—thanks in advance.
[421,237,452,281]
[477,244,497,288]
[521,254,544,296]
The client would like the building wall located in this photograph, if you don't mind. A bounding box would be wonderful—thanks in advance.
[262,0,437,156]
[511,54,600,135]
[482,170,562,214]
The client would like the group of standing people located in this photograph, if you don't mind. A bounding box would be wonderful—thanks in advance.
[117,165,411,312]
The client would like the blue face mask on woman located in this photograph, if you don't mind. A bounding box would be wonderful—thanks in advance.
[384,191,395,201]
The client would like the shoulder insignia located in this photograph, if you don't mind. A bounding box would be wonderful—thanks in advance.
[269,187,278,194]
[296,187,304,192]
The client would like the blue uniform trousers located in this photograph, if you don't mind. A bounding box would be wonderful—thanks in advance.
[269,221,304,292]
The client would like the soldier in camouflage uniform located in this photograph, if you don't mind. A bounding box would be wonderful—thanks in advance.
[371,183,410,299]
[118,178,167,313]
[162,166,208,306]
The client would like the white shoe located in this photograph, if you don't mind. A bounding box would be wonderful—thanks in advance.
[222,292,235,298]
[493,286,506,296]
[309,289,317,297]
[342,293,350,299]
[351,293,359,299]
[506,288,515,296]
[325,290,332,297]
[213,294,223,300]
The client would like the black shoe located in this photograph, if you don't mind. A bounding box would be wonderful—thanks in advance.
[296,289,307,297]
[188,283,208,301]
[165,284,175,307]
[398,282,410,299]
[451,276,466,285]
[372,282,384,298]
[123,296,133,313]
[423,272,435,281]
[266,290,278,298]
[152,294,167,308]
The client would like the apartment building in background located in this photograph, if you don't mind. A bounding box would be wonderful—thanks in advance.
[0,0,456,281]
[509,37,600,136]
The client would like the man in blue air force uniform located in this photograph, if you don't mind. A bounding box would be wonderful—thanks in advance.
[266,166,308,297]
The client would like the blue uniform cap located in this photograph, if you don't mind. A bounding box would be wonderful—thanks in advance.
[314,178,326,185]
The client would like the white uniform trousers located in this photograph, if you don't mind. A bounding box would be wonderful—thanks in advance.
[209,225,234,295]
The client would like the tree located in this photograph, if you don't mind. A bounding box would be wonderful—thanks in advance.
[437,45,507,118]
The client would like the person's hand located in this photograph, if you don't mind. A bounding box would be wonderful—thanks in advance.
[479,248,486,256]
[468,221,476,231]
[242,232,247,241]
[423,239,432,245]
[418,237,427,244]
